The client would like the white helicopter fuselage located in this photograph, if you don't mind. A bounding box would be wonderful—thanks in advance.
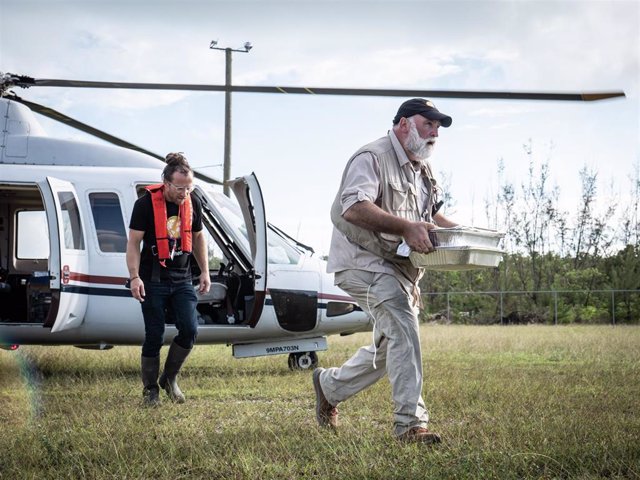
[0,97,369,367]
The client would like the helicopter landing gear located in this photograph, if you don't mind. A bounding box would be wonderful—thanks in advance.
[287,351,318,371]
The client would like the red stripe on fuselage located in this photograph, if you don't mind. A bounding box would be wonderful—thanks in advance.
[68,272,126,285]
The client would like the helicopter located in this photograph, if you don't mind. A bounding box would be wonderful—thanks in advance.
[0,72,625,369]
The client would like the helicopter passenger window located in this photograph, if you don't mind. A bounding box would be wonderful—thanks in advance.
[57,192,85,250]
[88,193,127,253]
[16,211,49,259]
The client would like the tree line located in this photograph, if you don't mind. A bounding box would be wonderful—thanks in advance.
[421,142,640,324]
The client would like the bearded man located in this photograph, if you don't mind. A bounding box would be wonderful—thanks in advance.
[313,99,458,444]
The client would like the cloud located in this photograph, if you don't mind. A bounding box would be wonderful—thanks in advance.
[237,47,465,88]
[498,2,639,93]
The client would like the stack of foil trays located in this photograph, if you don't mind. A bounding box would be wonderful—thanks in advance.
[409,227,505,270]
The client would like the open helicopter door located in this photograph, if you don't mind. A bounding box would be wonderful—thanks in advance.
[227,173,267,326]
[37,177,89,332]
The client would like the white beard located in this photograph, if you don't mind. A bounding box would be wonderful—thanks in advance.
[405,118,435,159]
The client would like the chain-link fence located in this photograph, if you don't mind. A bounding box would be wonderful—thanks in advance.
[421,289,640,325]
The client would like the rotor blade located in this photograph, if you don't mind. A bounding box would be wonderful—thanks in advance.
[7,94,224,185]
[230,86,626,102]
[8,95,166,161]
[193,170,223,185]
[31,78,228,92]
[15,76,625,102]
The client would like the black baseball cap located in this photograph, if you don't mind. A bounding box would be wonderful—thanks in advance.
[392,98,452,128]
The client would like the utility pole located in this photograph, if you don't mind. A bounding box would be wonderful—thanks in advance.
[209,40,252,196]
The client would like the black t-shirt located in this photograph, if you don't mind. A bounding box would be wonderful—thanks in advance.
[129,192,203,283]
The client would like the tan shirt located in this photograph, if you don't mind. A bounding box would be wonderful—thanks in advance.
[327,130,434,278]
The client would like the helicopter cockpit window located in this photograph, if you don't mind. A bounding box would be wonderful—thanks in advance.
[207,190,252,253]
[89,192,127,253]
[206,190,301,265]
[266,228,302,265]
[57,192,85,250]
[199,225,224,271]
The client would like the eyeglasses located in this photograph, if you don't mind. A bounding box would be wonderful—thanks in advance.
[167,182,194,193]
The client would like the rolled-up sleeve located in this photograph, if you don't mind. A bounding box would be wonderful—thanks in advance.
[339,151,380,215]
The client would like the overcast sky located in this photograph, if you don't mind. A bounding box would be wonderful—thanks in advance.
[1,0,638,255]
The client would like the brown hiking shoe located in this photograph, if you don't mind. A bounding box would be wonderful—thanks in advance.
[397,427,442,444]
[313,368,338,428]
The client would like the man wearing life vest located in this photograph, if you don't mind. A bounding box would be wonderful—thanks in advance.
[126,152,211,406]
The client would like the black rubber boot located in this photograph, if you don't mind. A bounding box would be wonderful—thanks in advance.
[158,341,191,403]
[141,355,160,407]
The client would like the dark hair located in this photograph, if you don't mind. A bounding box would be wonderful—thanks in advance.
[162,152,192,182]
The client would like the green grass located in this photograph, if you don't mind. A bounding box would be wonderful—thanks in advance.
[1,325,638,479]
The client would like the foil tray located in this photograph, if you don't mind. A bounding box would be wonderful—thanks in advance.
[410,246,504,271]
[429,227,505,248]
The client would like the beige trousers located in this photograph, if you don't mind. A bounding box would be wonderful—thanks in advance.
[319,269,429,436]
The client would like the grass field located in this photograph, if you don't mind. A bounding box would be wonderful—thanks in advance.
[1,325,638,479]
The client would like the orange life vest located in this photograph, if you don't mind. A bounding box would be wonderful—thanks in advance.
[145,183,192,267]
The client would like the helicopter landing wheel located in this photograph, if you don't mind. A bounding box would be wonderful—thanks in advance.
[288,351,318,371]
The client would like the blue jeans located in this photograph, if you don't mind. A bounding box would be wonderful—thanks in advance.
[140,281,198,357]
